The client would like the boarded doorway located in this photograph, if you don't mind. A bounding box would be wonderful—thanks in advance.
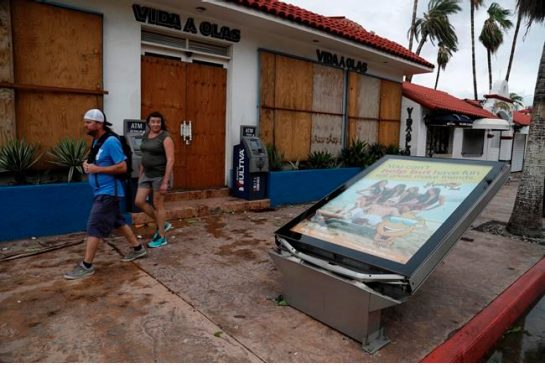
[141,55,226,190]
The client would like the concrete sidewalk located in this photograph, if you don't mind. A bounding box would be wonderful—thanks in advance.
[1,179,544,362]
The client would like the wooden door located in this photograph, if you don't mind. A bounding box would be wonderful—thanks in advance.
[141,55,187,187]
[141,56,226,189]
[184,63,226,189]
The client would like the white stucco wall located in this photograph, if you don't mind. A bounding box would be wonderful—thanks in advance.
[44,0,418,185]
[400,98,427,156]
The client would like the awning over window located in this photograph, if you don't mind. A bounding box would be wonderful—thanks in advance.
[472,118,510,130]
[427,113,473,127]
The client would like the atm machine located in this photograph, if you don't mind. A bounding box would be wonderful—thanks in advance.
[123,119,147,212]
[271,156,509,353]
[232,125,269,200]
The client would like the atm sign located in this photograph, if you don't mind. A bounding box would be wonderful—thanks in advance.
[126,120,146,133]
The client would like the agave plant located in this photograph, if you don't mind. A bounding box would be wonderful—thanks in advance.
[340,139,371,167]
[266,144,284,171]
[48,138,89,182]
[0,139,43,184]
[367,143,387,163]
[307,150,336,169]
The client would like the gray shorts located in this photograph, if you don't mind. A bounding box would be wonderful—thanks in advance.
[138,173,171,191]
[87,195,126,238]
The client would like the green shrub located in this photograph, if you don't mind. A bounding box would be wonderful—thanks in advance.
[306,150,336,169]
[0,139,43,185]
[384,144,401,155]
[340,139,371,167]
[367,143,387,163]
[266,144,284,171]
[48,138,89,182]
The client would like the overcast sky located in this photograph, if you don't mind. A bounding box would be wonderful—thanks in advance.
[285,0,545,107]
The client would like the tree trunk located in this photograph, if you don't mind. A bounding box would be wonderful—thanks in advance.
[435,67,441,89]
[506,42,545,238]
[505,11,522,82]
[487,49,492,92]
[408,0,418,51]
[406,35,427,83]
[471,4,479,100]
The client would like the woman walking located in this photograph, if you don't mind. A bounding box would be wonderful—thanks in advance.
[135,112,175,248]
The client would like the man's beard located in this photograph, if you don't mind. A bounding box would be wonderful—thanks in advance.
[87,129,97,137]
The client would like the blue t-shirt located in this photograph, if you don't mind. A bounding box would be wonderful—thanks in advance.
[88,136,126,197]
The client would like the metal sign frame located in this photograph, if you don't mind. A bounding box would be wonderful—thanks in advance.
[275,155,509,293]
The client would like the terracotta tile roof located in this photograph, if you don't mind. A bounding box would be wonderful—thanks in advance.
[484,93,513,103]
[225,0,433,68]
[513,110,532,126]
[402,82,497,119]
[463,99,483,108]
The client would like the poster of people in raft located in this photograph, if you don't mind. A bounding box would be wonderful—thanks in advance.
[291,159,493,264]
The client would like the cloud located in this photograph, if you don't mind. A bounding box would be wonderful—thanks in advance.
[286,0,545,106]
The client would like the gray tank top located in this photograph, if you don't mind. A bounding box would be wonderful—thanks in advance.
[140,130,170,178]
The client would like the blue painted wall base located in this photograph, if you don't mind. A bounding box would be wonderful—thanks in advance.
[0,182,132,242]
[267,168,362,207]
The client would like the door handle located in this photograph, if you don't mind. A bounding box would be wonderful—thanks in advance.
[180,120,192,144]
[180,120,186,138]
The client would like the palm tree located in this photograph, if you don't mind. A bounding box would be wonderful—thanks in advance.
[479,3,513,91]
[470,0,485,100]
[434,43,455,89]
[408,0,419,51]
[509,92,525,109]
[506,0,545,237]
[407,0,461,82]
[505,10,523,81]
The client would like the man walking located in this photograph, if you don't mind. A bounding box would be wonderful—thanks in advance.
[64,109,146,280]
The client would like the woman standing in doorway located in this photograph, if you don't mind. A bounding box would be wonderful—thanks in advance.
[135,112,175,248]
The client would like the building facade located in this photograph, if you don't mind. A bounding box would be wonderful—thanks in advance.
[0,0,432,189]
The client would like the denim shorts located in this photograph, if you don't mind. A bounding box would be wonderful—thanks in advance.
[138,173,171,191]
[87,195,126,238]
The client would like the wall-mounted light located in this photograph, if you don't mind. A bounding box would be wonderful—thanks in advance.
[196,6,206,12]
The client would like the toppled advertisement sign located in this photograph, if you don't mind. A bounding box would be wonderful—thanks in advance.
[271,156,509,352]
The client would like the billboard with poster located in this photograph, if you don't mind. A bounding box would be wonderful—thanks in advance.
[275,156,509,292]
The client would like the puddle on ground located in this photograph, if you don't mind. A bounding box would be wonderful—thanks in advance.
[485,294,545,362]
[204,217,227,239]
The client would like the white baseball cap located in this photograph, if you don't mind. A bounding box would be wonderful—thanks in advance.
[83,109,112,126]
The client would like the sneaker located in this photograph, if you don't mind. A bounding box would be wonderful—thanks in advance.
[152,222,173,241]
[148,236,167,248]
[64,262,95,280]
[122,247,147,262]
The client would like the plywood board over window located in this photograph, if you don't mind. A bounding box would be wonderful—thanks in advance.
[311,64,343,156]
[378,80,401,146]
[274,55,313,111]
[347,72,381,144]
[258,52,314,161]
[274,110,311,161]
[11,0,103,160]
[259,52,275,146]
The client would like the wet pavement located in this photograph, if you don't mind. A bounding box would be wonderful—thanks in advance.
[1,179,544,362]
[486,293,545,362]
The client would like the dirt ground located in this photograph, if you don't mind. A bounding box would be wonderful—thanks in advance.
[1,180,544,362]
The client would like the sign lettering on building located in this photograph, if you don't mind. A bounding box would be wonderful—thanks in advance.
[316,49,367,74]
[132,4,241,42]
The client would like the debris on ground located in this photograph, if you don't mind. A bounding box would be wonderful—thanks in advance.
[473,220,545,245]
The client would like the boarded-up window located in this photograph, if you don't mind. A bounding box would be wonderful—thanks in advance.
[11,0,103,162]
[259,50,402,161]
[347,72,380,144]
[378,80,401,146]
[259,52,343,161]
